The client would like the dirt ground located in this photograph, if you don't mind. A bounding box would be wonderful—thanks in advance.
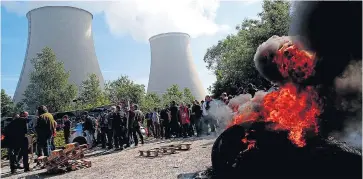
[1,135,217,179]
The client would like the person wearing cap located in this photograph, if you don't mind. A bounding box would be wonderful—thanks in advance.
[5,111,30,174]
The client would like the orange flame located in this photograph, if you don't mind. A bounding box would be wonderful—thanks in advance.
[1,134,4,141]
[228,41,322,147]
[262,83,322,147]
[273,42,316,82]
[241,131,256,152]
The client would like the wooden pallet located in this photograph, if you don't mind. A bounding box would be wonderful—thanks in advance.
[139,149,159,157]
[161,143,192,151]
[139,144,191,158]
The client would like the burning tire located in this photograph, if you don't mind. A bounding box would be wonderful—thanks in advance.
[73,136,87,145]
[211,124,247,177]
[211,122,362,178]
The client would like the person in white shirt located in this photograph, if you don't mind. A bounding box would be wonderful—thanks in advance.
[202,95,216,135]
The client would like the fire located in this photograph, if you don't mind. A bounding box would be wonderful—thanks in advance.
[241,131,256,152]
[227,112,260,128]
[228,40,322,147]
[262,83,322,147]
[1,134,4,141]
[273,42,316,82]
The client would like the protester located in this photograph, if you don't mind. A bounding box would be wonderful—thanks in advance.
[5,111,30,174]
[202,95,215,135]
[127,105,135,145]
[169,101,180,137]
[120,104,129,148]
[192,100,203,136]
[131,104,144,146]
[82,111,95,148]
[160,105,171,139]
[146,112,154,137]
[152,108,161,138]
[35,105,54,157]
[112,106,125,150]
[63,115,71,144]
[186,104,194,136]
[179,103,191,138]
[99,110,109,149]
[107,106,116,149]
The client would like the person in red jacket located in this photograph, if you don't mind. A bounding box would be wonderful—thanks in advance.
[179,103,191,138]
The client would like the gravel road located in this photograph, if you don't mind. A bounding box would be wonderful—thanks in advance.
[1,135,216,179]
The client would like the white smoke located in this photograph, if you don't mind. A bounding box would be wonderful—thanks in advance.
[208,99,233,133]
[2,0,230,42]
[207,90,268,134]
[332,60,362,148]
[332,113,362,149]
[334,60,362,94]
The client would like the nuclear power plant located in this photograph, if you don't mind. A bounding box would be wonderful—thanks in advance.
[13,6,104,104]
[147,32,206,101]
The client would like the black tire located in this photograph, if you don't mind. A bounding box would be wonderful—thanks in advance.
[211,124,247,177]
[73,136,87,145]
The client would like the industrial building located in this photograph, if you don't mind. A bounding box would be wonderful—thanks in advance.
[147,32,206,101]
[13,6,104,104]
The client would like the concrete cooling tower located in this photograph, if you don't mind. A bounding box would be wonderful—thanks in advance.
[13,6,104,104]
[147,32,206,101]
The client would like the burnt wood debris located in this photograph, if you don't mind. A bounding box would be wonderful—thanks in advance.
[36,142,91,173]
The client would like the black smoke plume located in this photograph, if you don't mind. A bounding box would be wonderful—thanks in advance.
[290,1,362,86]
[210,2,362,178]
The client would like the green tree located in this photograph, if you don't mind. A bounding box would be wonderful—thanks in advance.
[22,47,77,113]
[1,89,15,117]
[182,88,195,104]
[14,102,25,113]
[77,74,110,109]
[105,75,145,104]
[140,92,162,112]
[203,0,291,96]
[162,84,183,106]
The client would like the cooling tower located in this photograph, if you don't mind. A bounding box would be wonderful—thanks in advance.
[147,32,206,101]
[13,6,104,104]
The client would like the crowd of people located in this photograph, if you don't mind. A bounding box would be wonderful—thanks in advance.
[144,94,225,140]
[2,90,238,174]
[3,105,56,174]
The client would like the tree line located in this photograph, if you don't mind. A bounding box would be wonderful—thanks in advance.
[2,47,195,116]
[204,0,291,96]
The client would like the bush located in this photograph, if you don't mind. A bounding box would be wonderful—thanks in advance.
[54,130,65,148]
